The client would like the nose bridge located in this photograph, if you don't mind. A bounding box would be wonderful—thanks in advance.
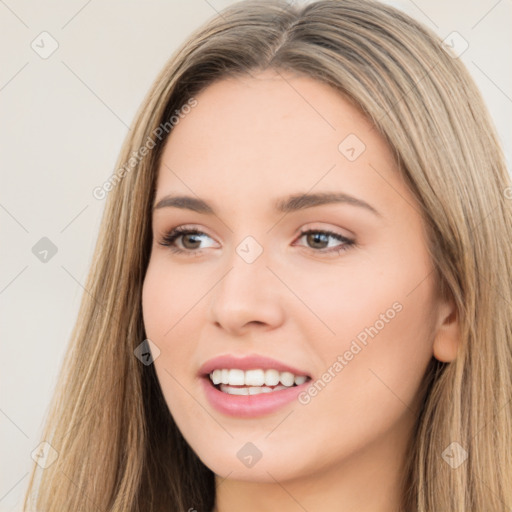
[208,232,285,332]
[218,232,272,303]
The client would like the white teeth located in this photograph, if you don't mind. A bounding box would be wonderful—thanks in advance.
[245,369,265,386]
[221,385,249,395]
[228,369,245,386]
[294,375,307,385]
[211,369,221,385]
[208,368,309,388]
[220,384,288,395]
[248,386,272,395]
[279,371,295,387]
[264,369,280,386]
[249,386,272,395]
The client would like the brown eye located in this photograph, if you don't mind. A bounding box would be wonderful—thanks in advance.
[295,229,355,254]
[181,232,203,250]
[159,227,216,254]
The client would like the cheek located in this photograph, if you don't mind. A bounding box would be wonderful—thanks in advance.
[142,257,199,337]
[301,298,434,464]
[297,242,437,433]
[142,254,219,361]
[141,258,207,418]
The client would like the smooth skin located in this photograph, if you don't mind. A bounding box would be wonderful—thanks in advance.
[142,69,460,512]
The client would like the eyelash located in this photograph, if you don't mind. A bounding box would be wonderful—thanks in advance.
[158,226,355,257]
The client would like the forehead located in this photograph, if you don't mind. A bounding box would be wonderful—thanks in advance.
[155,70,404,217]
[161,70,376,160]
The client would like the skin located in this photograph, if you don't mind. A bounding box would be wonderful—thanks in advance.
[142,69,460,512]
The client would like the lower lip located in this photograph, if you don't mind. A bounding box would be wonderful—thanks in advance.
[201,377,309,418]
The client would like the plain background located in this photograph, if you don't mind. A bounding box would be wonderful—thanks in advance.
[1,1,510,510]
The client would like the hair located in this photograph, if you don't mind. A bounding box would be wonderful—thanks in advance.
[23,0,512,510]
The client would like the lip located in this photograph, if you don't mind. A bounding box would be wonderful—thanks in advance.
[198,354,312,418]
[200,377,311,418]
[198,354,311,377]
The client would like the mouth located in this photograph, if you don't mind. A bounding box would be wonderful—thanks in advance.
[199,354,313,416]
[204,368,312,396]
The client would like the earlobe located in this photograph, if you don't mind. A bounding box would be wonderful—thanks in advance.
[432,298,460,363]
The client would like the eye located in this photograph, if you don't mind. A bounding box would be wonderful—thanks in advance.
[294,229,355,254]
[157,226,355,256]
[158,226,217,255]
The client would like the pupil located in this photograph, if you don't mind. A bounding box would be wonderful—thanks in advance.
[184,234,201,249]
[308,233,327,249]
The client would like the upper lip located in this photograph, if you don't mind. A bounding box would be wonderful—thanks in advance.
[199,354,311,378]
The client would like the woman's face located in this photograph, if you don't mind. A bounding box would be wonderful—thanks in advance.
[142,70,456,485]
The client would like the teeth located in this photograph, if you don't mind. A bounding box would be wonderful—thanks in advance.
[264,369,280,386]
[249,386,273,395]
[228,369,245,385]
[211,369,221,385]
[220,385,249,395]
[220,384,288,395]
[280,371,295,387]
[294,375,307,385]
[245,369,265,386]
[209,368,308,388]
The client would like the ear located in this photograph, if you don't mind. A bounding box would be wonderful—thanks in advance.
[432,294,460,363]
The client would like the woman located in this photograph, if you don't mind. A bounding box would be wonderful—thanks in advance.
[23,0,512,510]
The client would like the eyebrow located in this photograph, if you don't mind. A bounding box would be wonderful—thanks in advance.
[153,191,381,217]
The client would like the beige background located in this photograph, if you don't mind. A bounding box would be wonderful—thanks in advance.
[1,0,510,510]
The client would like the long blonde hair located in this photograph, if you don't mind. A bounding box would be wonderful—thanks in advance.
[23,1,512,510]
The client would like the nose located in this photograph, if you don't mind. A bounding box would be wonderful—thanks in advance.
[208,239,286,336]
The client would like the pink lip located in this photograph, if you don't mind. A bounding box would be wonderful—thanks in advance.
[200,377,310,418]
[198,354,312,418]
[198,354,310,377]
